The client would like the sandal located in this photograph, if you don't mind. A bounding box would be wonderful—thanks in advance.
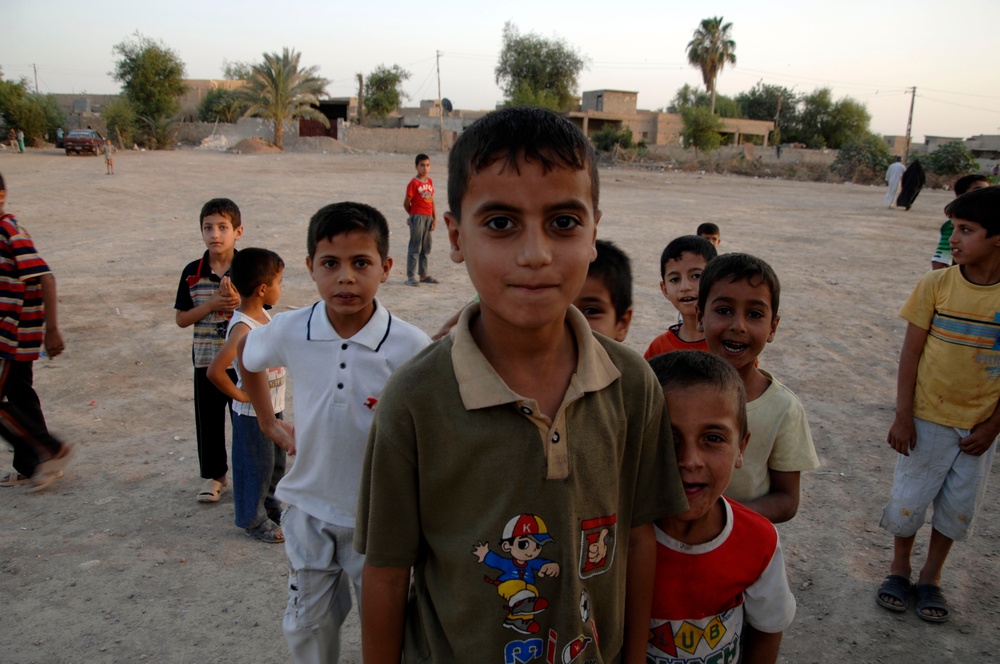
[0,471,31,487]
[420,276,439,284]
[0,469,63,489]
[876,574,911,613]
[196,478,225,503]
[245,519,284,543]
[914,584,950,623]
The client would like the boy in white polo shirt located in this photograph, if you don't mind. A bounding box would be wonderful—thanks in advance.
[238,202,430,663]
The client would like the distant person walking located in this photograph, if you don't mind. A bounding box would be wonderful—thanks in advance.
[884,156,905,208]
[8,129,17,152]
[16,129,24,154]
[896,160,926,211]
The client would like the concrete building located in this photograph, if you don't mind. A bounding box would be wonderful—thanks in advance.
[567,89,773,146]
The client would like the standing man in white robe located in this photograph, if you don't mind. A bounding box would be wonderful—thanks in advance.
[884,157,905,208]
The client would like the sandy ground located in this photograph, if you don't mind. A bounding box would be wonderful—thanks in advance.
[1,148,998,664]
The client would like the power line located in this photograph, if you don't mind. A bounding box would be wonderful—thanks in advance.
[918,94,1000,115]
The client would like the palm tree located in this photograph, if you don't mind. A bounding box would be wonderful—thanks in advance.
[686,17,736,116]
[238,48,329,149]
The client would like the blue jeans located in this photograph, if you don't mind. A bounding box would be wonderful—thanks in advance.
[232,412,286,529]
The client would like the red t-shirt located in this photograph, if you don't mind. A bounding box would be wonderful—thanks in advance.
[644,324,708,360]
[406,177,435,216]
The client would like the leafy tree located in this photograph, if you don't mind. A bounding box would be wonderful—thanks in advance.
[363,64,411,123]
[111,32,187,147]
[825,98,870,150]
[680,106,724,154]
[495,21,587,112]
[923,141,977,176]
[239,47,329,149]
[736,82,797,144]
[667,84,741,118]
[788,88,870,149]
[591,125,634,152]
[686,17,736,115]
[199,88,246,123]
[222,59,253,81]
[103,98,138,147]
[0,79,65,145]
[831,132,892,181]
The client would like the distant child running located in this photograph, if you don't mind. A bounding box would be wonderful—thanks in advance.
[698,253,819,523]
[239,202,429,663]
[0,171,74,491]
[174,198,243,503]
[645,235,717,359]
[878,186,1000,623]
[208,247,287,543]
[403,152,438,286]
[647,351,795,664]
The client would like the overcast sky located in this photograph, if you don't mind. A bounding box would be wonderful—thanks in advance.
[7,0,1000,141]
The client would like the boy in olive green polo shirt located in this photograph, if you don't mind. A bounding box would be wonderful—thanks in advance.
[355,107,685,663]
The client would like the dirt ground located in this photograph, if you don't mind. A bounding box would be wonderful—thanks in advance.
[1,148,998,663]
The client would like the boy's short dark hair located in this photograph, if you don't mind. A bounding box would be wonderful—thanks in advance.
[199,198,242,229]
[944,186,1000,237]
[648,350,748,437]
[415,153,430,166]
[230,247,285,298]
[696,222,720,236]
[698,252,780,320]
[307,202,390,261]
[954,174,989,196]
[660,235,718,280]
[447,107,598,220]
[589,240,632,321]
[0,171,5,191]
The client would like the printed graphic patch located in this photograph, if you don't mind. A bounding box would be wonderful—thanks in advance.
[578,515,616,578]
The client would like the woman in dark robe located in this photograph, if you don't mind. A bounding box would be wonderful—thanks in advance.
[897,159,926,210]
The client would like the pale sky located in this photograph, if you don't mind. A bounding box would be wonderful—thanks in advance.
[7,0,1000,141]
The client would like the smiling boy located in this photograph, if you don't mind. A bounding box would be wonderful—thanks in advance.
[238,202,430,663]
[647,351,795,664]
[356,107,685,663]
[697,253,818,523]
[645,236,717,359]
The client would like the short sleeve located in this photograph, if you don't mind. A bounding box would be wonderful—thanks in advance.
[405,178,419,200]
[242,318,283,373]
[2,220,50,281]
[174,271,194,311]
[767,395,819,473]
[742,535,796,633]
[899,271,938,330]
[354,378,422,566]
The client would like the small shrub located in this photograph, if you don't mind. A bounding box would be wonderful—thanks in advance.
[591,125,634,152]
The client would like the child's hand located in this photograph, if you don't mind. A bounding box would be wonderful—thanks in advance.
[265,418,296,455]
[959,420,1000,456]
[212,277,241,312]
[887,415,916,455]
[43,327,65,358]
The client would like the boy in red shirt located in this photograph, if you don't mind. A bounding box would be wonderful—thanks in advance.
[403,153,438,286]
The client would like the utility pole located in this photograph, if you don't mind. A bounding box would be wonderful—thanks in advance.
[356,74,364,126]
[33,64,39,94]
[436,51,444,151]
[903,86,916,162]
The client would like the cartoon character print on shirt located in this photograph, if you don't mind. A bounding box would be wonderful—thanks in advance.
[473,514,560,636]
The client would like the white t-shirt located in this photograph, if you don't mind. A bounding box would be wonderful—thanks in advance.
[242,298,430,527]
[227,310,286,417]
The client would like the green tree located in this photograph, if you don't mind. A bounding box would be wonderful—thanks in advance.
[735,82,797,144]
[222,59,253,81]
[111,32,187,147]
[363,64,411,123]
[788,88,870,149]
[495,21,587,112]
[238,47,329,149]
[680,106,724,154]
[831,132,892,181]
[103,98,138,147]
[0,79,65,145]
[591,125,634,152]
[667,84,741,118]
[199,88,246,123]
[686,16,736,115]
[923,141,977,175]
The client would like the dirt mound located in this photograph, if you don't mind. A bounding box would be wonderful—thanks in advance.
[288,136,350,154]
[229,137,281,154]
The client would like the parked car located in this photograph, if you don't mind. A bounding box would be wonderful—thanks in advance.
[64,129,102,156]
